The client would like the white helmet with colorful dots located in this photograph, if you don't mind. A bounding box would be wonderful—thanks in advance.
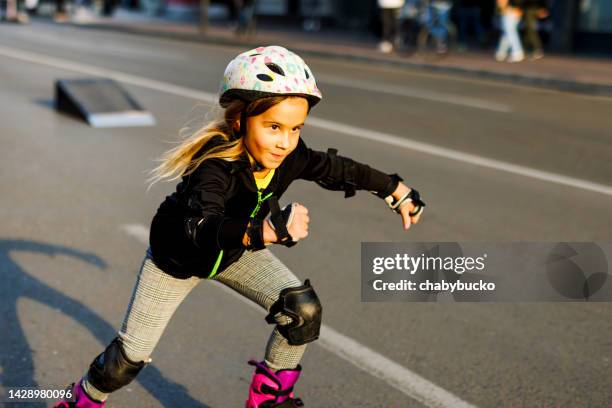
[219,45,322,108]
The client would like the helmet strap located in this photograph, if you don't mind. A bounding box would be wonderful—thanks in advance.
[239,109,248,138]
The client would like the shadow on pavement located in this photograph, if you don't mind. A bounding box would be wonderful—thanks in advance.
[34,99,56,111]
[0,238,211,408]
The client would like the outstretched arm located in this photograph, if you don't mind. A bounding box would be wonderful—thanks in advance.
[292,139,425,231]
[293,139,399,198]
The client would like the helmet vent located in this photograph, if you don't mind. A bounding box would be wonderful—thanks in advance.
[304,69,310,79]
[266,63,285,76]
[249,53,261,57]
[256,74,274,82]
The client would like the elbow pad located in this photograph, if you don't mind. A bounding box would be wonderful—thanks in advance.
[315,148,357,198]
[185,216,207,248]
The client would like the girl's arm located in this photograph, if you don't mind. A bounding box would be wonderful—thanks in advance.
[181,159,252,251]
[292,139,423,230]
[292,139,399,199]
[185,159,309,251]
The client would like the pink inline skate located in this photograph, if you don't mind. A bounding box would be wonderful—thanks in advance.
[246,360,304,407]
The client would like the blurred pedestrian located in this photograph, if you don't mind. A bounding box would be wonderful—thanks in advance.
[522,0,549,59]
[23,0,36,17]
[72,0,96,22]
[235,0,257,37]
[495,0,524,63]
[101,0,118,17]
[426,0,453,53]
[53,0,69,22]
[378,0,405,53]
[398,0,421,49]
[455,0,486,51]
[302,0,321,32]
[1,0,29,23]
[141,0,164,16]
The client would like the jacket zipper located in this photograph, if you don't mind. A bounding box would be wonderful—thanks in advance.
[250,190,274,218]
[207,189,274,279]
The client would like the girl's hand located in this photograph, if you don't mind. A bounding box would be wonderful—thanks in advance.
[262,219,278,244]
[286,203,309,241]
[262,203,309,244]
[391,182,423,231]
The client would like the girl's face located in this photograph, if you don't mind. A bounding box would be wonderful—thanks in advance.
[244,97,309,170]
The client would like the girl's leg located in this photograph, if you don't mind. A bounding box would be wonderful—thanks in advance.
[214,249,320,407]
[213,248,306,371]
[81,248,202,402]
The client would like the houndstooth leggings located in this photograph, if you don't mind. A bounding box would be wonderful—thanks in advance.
[82,247,306,401]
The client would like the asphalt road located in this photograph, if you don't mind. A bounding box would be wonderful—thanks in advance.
[0,22,611,408]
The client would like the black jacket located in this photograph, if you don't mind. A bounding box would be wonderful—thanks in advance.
[149,136,400,279]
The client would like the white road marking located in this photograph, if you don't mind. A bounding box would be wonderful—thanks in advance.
[314,57,612,101]
[307,117,612,196]
[2,44,609,196]
[122,223,477,408]
[318,74,513,112]
[120,224,150,244]
[0,45,217,103]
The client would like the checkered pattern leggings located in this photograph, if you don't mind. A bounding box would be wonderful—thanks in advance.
[82,247,307,401]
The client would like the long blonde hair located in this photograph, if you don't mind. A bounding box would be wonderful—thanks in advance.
[147,95,297,188]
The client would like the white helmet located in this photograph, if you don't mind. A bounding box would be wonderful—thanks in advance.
[219,45,322,108]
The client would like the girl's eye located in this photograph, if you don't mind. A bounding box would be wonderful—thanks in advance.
[271,125,279,130]
[292,127,302,133]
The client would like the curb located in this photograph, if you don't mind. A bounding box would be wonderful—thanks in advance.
[70,21,612,97]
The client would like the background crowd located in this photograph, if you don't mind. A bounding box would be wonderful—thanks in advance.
[378,0,551,61]
[0,0,599,62]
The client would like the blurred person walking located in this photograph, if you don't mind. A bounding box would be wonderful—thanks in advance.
[378,0,405,53]
[235,0,258,37]
[416,0,454,55]
[1,0,29,23]
[101,0,118,17]
[427,0,453,53]
[71,0,96,22]
[455,0,486,51]
[522,0,549,59]
[495,0,524,63]
[302,0,321,32]
[398,0,420,49]
[53,0,69,22]
[141,0,163,16]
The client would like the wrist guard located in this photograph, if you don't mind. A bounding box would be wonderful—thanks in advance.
[267,197,298,247]
[385,188,426,216]
[246,218,266,251]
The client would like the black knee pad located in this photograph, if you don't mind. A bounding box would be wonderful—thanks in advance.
[87,337,148,393]
[265,279,322,346]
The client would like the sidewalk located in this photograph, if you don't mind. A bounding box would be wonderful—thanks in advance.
[67,9,612,96]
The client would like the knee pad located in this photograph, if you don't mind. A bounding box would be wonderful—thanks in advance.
[265,279,322,346]
[87,337,148,393]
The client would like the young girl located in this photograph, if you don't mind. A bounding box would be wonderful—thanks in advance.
[54,45,425,408]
